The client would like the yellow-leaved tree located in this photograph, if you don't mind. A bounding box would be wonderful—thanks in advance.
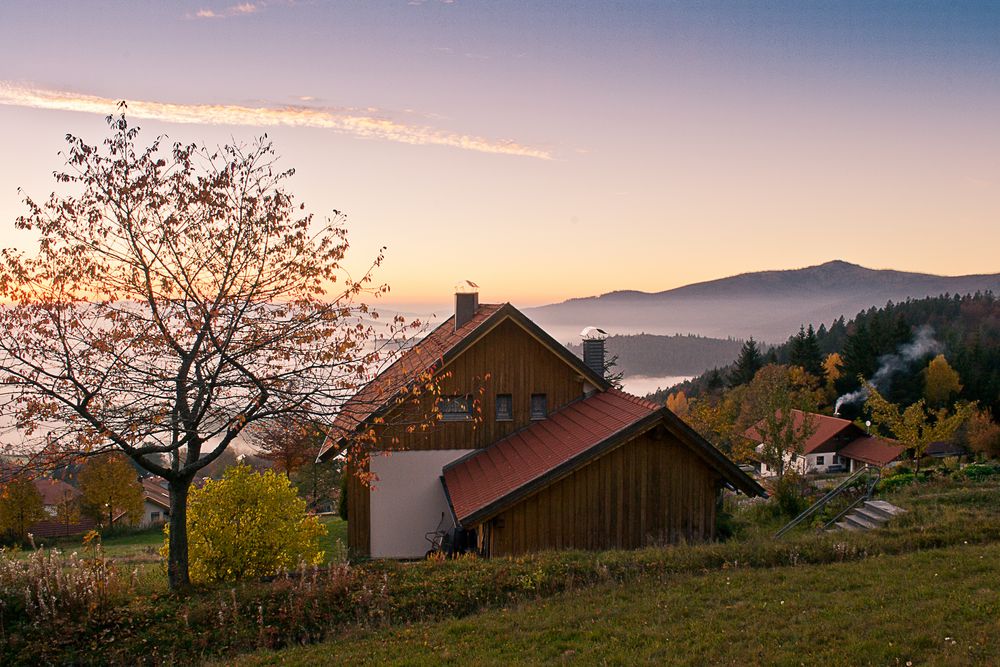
[78,453,144,528]
[863,382,973,472]
[923,354,963,408]
[165,464,325,583]
[665,390,689,417]
[0,477,46,541]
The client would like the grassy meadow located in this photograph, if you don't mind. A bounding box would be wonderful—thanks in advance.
[234,541,1000,666]
[2,474,999,665]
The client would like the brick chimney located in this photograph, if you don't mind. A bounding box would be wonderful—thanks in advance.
[454,280,480,330]
[580,326,608,377]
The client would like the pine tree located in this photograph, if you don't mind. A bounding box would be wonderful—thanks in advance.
[729,337,763,387]
[789,325,823,378]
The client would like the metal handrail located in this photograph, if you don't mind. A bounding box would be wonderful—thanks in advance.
[774,465,876,538]
[821,471,881,530]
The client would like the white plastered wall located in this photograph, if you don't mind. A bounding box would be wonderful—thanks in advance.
[369,449,476,558]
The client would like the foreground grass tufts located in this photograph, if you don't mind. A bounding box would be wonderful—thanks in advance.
[1,477,998,665]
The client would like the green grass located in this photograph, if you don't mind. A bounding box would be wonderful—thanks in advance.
[234,541,1000,666]
[5,475,999,666]
[317,516,348,563]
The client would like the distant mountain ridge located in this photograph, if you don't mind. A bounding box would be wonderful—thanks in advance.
[528,261,1000,344]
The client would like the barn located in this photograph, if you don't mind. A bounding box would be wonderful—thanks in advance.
[319,285,765,558]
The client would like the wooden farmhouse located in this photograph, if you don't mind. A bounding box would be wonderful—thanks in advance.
[319,286,765,558]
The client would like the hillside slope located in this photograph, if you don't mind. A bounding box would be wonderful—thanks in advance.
[528,260,1000,343]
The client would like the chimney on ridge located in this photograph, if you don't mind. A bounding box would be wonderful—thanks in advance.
[454,280,480,331]
[580,326,608,378]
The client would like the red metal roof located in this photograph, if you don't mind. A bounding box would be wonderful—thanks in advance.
[29,516,97,539]
[32,477,80,506]
[839,436,905,467]
[745,410,859,455]
[443,389,661,525]
[141,477,171,509]
[318,304,504,459]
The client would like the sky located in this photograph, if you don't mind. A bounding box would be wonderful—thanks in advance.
[0,1,998,310]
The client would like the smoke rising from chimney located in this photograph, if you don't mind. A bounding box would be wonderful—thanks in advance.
[833,325,941,414]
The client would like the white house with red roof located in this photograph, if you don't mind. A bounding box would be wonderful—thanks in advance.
[319,285,764,559]
[745,410,904,477]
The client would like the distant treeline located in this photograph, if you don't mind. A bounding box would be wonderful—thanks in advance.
[567,333,744,377]
[652,292,1000,418]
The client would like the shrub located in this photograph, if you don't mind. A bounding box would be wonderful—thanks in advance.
[165,464,326,583]
[961,463,1000,480]
[771,473,809,518]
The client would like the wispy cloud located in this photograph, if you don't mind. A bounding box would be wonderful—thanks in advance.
[186,1,268,20]
[0,82,552,160]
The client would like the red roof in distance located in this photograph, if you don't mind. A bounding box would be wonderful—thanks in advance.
[141,477,171,509]
[839,436,905,467]
[443,389,661,525]
[32,477,80,506]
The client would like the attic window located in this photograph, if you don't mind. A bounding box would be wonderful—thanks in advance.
[440,395,473,421]
[496,394,513,421]
[530,393,548,420]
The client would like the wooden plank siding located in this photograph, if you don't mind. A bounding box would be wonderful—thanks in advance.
[346,315,590,556]
[379,317,591,452]
[479,426,720,557]
[345,457,371,557]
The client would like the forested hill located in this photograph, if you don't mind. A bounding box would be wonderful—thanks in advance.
[653,293,1000,419]
[529,261,1000,343]
[566,333,743,377]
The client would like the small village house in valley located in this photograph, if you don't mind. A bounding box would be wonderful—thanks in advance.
[745,410,905,477]
[28,477,96,538]
[319,285,765,558]
[140,477,171,527]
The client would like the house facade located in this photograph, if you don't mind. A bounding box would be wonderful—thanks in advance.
[140,477,170,527]
[319,286,765,559]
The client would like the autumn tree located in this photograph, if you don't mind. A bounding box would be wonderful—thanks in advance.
[78,453,144,528]
[822,352,844,405]
[962,407,1000,460]
[246,415,323,477]
[863,382,973,472]
[0,477,46,541]
[822,352,844,385]
[0,110,421,588]
[665,390,690,417]
[923,354,963,407]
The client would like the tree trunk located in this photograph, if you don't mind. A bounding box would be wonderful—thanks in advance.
[167,478,193,590]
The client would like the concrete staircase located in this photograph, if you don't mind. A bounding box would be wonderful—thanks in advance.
[834,500,907,532]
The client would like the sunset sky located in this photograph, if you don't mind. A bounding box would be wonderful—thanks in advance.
[1,1,997,309]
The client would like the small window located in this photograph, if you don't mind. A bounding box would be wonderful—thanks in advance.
[150,511,161,522]
[440,395,472,421]
[816,455,825,466]
[832,454,840,465]
[495,394,513,421]
[530,393,548,420]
